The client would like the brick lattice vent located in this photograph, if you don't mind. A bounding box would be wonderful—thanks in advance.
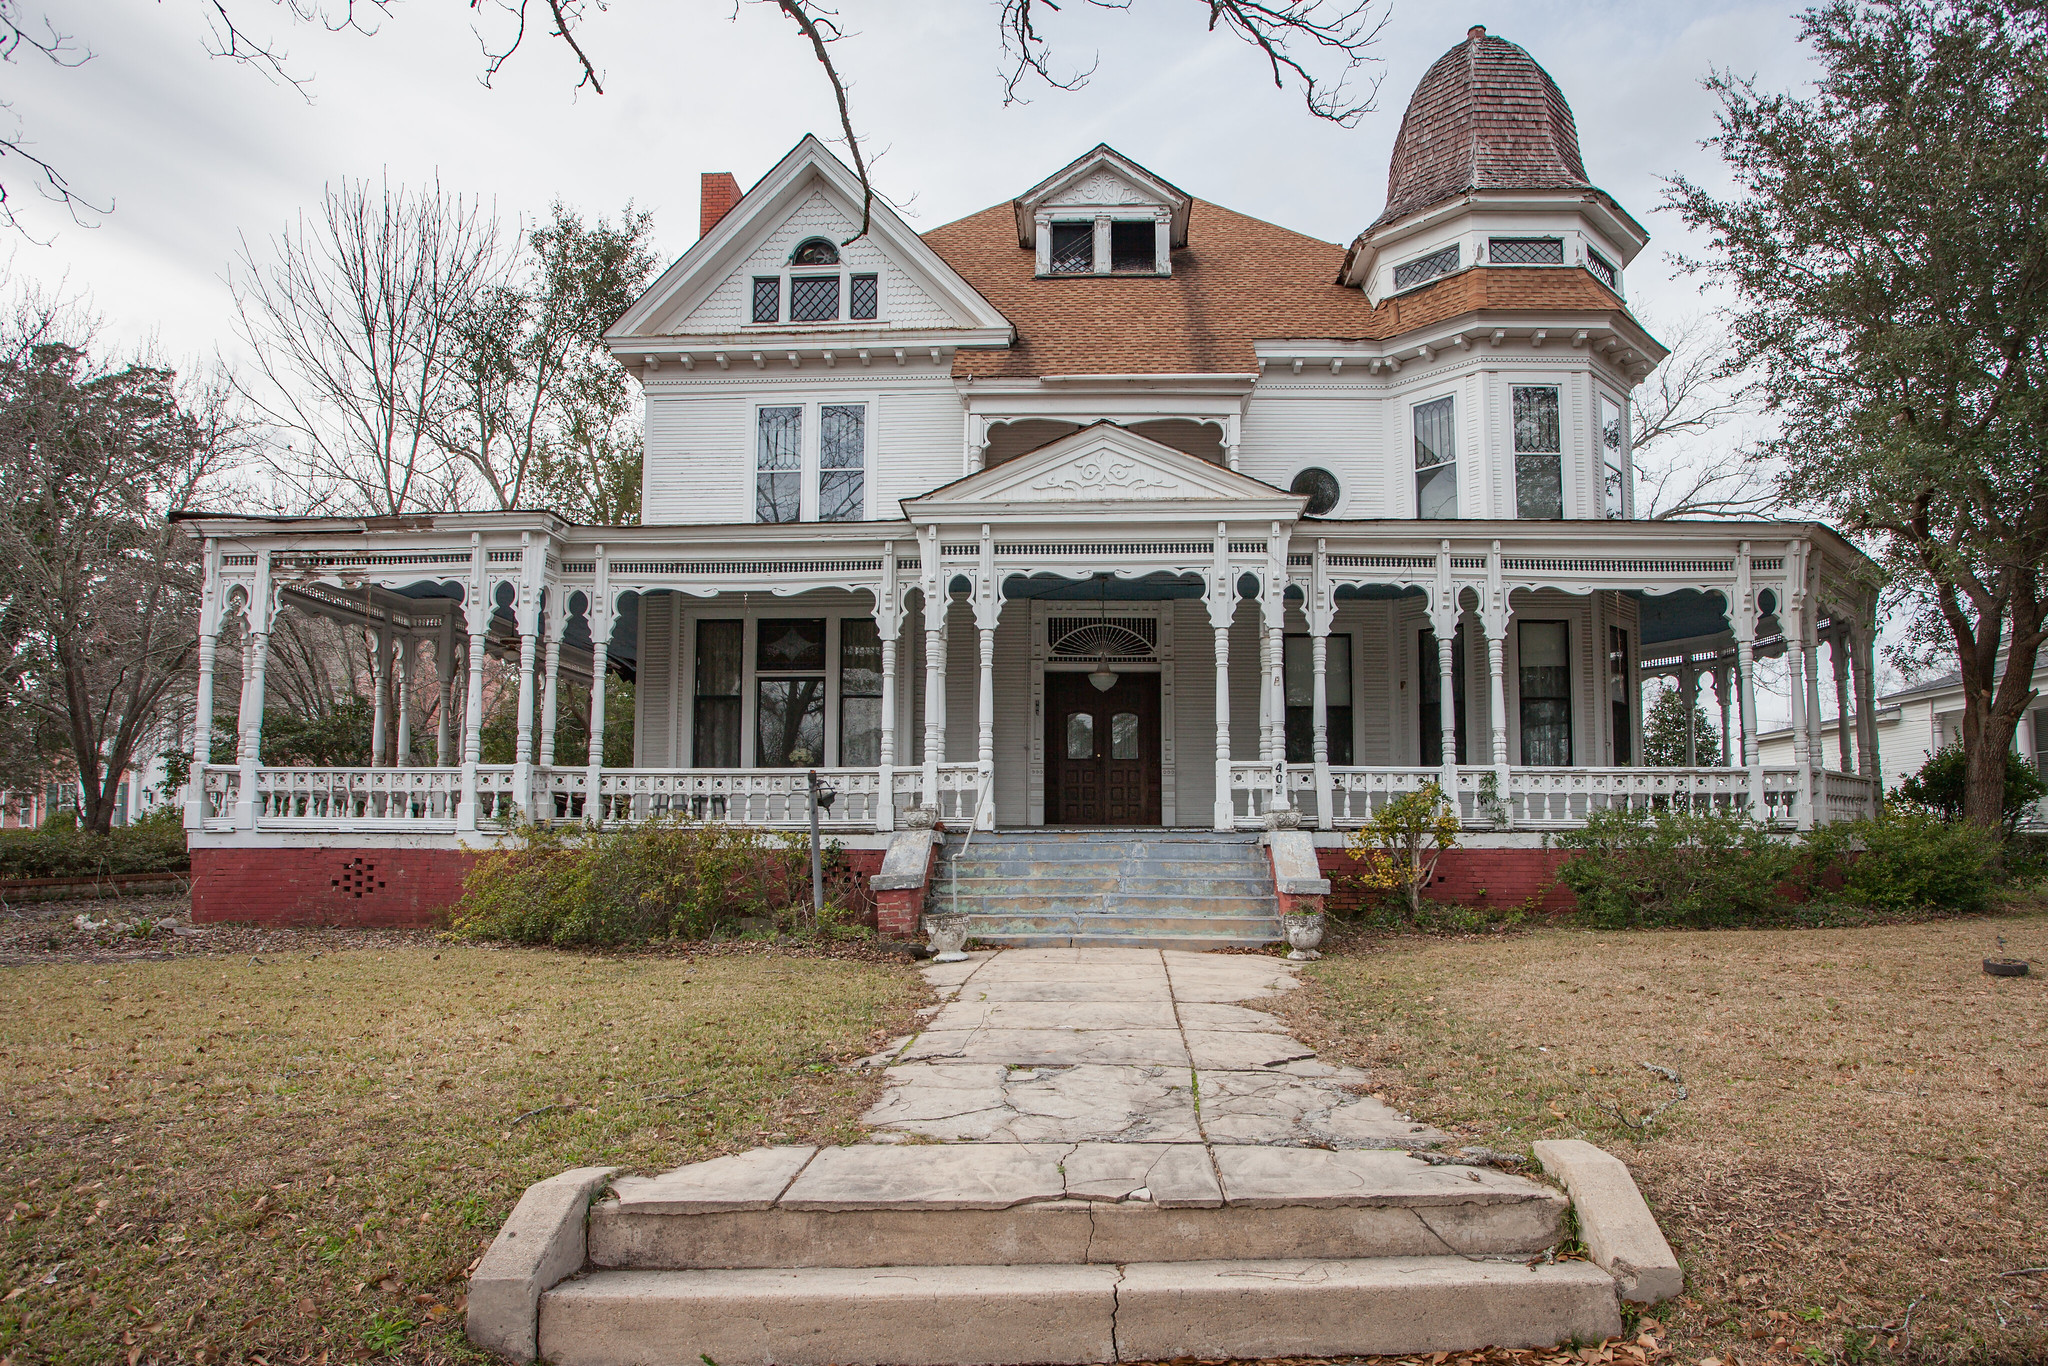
[332,858,388,899]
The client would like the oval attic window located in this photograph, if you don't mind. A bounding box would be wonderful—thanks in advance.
[1290,467,1341,516]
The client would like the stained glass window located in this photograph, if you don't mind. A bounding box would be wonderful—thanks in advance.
[849,273,878,320]
[1290,467,1340,517]
[791,237,840,266]
[756,406,801,523]
[1066,712,1094,759]
[1599,394,1627,518]
[1414,395,1457,519]
[790,275,839,322]
[1110,712,1140,759]
[1513,386,1563,519]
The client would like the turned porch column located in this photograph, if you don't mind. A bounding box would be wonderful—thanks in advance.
[234,550,273,830]
[1830,623,1856,776]
[186,538,220,829]
[539,596,567,769]
[434,618,455,767]
[1734,549,1764,815]
[918,524,945,813]
[1715,664,1733,767]
[1679,663,1700,768]
[1262,524,1292,809]
[457,534,488,832]
[1308,539,1334,830]
[1483,543,1511,806]
[368,620,391,768]
[875,543,902,833]
[972,527,1000,830]
[585,551,612,827]
[1209,524,1235,832]
[394,635,415,767]
[1851,613,1882,797]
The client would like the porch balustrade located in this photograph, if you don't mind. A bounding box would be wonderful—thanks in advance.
[252,766,459,825]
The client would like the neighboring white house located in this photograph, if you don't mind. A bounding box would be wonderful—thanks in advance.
[1758,661,2048,823]
[173,25,1886,919]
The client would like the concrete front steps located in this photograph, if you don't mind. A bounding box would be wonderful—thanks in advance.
[471,1142,1662,1366]
[929,830,1281,950]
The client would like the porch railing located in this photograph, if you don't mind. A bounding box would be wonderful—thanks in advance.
[252,766,460,825]
[1821,770,1879,824]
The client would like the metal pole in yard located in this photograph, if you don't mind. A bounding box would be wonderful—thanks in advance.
[808,769,825,922]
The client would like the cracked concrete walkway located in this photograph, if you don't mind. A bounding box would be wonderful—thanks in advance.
[858,947,1449,1151]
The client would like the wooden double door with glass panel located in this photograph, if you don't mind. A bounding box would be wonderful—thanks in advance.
[1045,671,1162,826]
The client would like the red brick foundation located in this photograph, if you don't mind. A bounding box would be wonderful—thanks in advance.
[873,841,941,940]
[190,847,482,928]
[1317,846,1578,916]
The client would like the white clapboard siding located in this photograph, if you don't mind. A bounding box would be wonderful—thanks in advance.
[991,609,1033,825]
[1170,599,1218,822]
[643,394,747,525]
[1237,394,1385,517]
[875,385,969,508]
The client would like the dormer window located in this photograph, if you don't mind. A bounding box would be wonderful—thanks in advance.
[1488,237,1563,265]
[1049,223,1093,274]
[1109,221,1155,272]
[791,237,840,266]
[1392,244,1459,291]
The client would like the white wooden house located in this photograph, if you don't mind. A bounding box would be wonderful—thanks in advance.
[177,26,1881,921]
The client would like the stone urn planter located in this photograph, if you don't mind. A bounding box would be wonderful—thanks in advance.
[1282,910,1325,961]
[923,911,971,962]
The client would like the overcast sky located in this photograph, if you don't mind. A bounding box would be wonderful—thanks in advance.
[11,0,1822,360]
[9,1,1855,718]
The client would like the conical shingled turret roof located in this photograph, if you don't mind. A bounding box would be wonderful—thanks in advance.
[1369,26,1590,233]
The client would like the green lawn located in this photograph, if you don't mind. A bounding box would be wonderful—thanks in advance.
[0,942,922,1365]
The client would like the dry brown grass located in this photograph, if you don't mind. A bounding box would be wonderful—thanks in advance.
[1275,908,2048,1365]
[0,936,924,1364]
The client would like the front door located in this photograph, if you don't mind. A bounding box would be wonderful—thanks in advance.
[1046,671,1162,825]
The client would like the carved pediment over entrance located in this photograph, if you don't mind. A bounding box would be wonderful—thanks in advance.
[904,422,1303,514]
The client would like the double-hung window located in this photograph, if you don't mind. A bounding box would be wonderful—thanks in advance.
[1413,395,1457,518]
[692,620,743,767]
[818,404,866,521]
[755,618,827,768]
[1607,624,1633,765]
[1519,621,1572,765]
[1513,385,1564,519]
[1419,625,1468,765]
[755,405,803,523]
[1598,393,1628,518]
[1281,634,1353,765]
[754,400,870,522]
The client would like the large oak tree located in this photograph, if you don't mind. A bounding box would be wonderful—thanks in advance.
[1667,0,2048,827]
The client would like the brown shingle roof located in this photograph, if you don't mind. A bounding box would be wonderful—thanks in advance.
[921,198,1637,379]
[1370,27,1590,233]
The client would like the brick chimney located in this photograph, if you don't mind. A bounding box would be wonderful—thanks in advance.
[700,172,742,240]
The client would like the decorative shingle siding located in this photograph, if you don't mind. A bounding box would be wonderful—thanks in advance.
[1370,28,1592,233]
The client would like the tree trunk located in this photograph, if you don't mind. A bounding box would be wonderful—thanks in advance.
[1952,593,2043,830]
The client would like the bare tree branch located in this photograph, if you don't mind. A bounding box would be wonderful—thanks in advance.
[1627,314,1781,520]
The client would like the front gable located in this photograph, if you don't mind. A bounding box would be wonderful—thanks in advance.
[904,423,1304,519]
[609,136,1012,343]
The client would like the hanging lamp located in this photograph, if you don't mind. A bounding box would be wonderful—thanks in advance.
[1087,574,1118,692]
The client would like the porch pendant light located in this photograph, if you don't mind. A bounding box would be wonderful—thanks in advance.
[1087,573,1117,691]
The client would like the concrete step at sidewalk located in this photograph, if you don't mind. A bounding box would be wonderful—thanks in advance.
[538,1258,1622,1366]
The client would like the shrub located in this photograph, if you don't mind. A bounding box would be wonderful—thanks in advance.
[1550,805,1803,929]
[1804,804,2001,914]
[1343,782,1460,918]
[0,818,190,879]
[1896,743,2048,835]
[451,818,851,947]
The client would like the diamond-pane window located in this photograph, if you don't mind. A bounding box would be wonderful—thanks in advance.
[1392,244,1459,290]
[1488,237,1564,265]
[849,273,878,320]
[1586,249,1619,290]
[1049,222,1093,274]
[751,277,779,324]
[790,276,839,322]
